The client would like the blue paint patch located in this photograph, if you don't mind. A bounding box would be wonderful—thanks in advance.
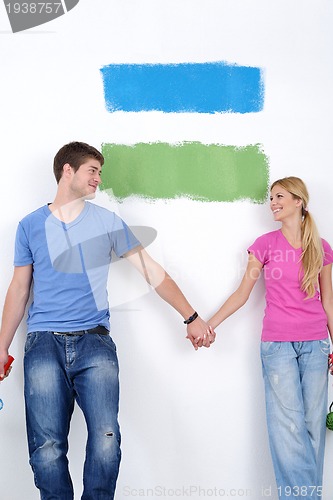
[100,62,264,114]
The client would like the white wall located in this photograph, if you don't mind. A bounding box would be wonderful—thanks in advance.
[0,1,333,499]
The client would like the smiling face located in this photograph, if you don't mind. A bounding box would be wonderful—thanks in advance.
[270,184,303,222]
[68,158,102,200]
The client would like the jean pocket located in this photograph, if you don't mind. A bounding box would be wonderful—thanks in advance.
[24,332,39,354]
[96,334,117,352]
[319,338,330,355]
[260,341,282,357]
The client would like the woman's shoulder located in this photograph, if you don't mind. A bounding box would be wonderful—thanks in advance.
[321,237,333,250]
[252,229,280,245]
[321,238,333,265]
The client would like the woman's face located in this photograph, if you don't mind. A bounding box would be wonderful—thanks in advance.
[270,184,302,222]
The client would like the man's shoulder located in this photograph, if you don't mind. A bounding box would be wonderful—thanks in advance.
[19,205,48,225]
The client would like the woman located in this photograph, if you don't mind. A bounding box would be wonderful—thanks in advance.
[208,177,333,499]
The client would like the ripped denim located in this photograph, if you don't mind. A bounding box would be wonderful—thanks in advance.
[261,339,329,500]
[24,330,121,500]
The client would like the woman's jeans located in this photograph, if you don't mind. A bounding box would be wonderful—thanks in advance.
[24,330,121,500]
[261,339,330,500]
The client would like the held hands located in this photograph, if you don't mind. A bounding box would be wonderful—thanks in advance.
[186,316,216,351]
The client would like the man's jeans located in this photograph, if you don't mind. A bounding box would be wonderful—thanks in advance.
[24,330,121,500]
[261,339,329,500]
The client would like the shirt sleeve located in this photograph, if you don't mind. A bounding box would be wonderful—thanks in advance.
[247,234,268,265]
[111,214,141,258]
[14,222,33,266]
[322,238,333,266]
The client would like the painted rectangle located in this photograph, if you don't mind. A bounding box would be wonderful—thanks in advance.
[100,62,264,114]
[100,142,269,203]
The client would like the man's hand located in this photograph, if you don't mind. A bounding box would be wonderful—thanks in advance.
[0,351,12,381]
[186,318,216,350]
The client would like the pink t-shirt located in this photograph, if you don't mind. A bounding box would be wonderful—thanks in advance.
[248,230,333,341]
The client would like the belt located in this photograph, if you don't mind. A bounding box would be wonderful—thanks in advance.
[53,326,109,336]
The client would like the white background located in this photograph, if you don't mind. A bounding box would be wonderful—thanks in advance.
[0,1,333,499]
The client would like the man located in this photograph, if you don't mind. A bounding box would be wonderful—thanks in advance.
[0,142,214,500]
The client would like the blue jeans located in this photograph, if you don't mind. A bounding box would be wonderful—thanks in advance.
[261,340,329,500]
[24,331,121,500]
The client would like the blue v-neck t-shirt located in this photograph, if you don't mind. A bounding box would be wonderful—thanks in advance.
[14,202,140,333]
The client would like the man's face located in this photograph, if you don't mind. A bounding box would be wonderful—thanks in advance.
[69,158,102,200]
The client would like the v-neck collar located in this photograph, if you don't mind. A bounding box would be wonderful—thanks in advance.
[279,229,302,251]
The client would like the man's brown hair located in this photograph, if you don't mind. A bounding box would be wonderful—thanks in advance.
[53,142,104,183]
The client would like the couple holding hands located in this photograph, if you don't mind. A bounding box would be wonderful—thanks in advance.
[0,141,332,500]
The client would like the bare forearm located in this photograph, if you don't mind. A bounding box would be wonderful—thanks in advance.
[155,273,195,320]
[125,248,213,349]
[0,285,29,351]
[154,273,214,349]
[323,302,333,342]
[208,254,262,330]
[0,265,32,378]
[126,248,196,319]
[208,289,249,330]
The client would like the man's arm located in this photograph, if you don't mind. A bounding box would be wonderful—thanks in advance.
[123,246,215,350]
[0,265,32,379]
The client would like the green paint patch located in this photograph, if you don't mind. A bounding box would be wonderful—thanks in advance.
[101,142,269,203]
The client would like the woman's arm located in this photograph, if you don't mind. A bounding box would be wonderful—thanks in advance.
[318,263,333,374]
[208,253,263,330]
[319,263,333,342]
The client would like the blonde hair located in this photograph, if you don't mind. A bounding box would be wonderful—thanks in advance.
[271,176,323,298]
